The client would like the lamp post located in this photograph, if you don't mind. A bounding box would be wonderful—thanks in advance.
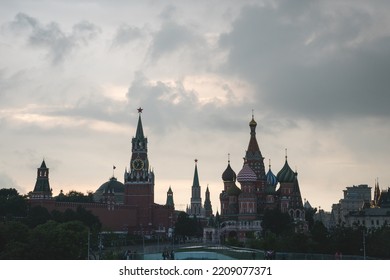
[140,224,145,255]
[363,228,366,260]
[87,228,90,260]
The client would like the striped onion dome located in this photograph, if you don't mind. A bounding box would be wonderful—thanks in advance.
[266,167,278,186]
[237,163,257,183]
[276,159,295,183]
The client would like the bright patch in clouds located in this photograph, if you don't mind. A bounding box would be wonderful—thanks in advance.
[183,75,253,105]
[101,84,128,102]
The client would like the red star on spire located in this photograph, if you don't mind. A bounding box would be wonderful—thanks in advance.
[137,107,143,113]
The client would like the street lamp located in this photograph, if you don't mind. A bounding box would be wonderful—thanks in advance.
[87,228,90,260]
[362,228,366,260]
[140,224,145,255]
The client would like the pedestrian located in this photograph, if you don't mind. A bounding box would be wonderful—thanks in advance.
[162,249,167,260]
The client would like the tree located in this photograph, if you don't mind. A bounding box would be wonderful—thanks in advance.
[51,206,101,231]
[366,226,390,259]
[0,222,30,259]
[0,188,28,218]
[174,212,202,240]
[28,220,88,259]
[55,190,94,203]
[328,225,363,255]
[26,205,51,228]
[261,209,293,236]
[305,207,317,230]
[310,220,330,253]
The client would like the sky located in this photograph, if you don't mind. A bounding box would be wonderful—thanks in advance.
[1,0,390,212]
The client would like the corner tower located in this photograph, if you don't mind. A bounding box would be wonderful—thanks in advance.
[31,160,52,199]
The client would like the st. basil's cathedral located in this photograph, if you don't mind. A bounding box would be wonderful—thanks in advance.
[210,114,305,243]
[29,108,305,242]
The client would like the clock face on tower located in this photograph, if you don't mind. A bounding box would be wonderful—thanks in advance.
[132,159,144,170]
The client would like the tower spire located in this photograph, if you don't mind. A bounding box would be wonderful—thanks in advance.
[135,107,145,140]
[189,159,202,217]
[193,159,200,187]
[245,112,266,180]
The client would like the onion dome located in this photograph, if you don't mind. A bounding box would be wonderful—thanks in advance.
[266,167,278,186]
[94,177,125,204]
[249,116,257,127]
[222,161,236,182]
[237,162,257,183]
[276,159,296,183]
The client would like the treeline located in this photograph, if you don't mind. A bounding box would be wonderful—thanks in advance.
[247,208,390,259]
[0,188,101,259]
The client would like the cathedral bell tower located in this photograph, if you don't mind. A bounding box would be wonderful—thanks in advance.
[245,112,267,213]
[124,108,155,227]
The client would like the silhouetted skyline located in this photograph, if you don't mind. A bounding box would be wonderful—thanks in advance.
[1,1,389,212]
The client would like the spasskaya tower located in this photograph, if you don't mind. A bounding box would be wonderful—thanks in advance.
[124,107,155,227]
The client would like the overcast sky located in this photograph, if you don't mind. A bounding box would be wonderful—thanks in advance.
[1,0,389,212]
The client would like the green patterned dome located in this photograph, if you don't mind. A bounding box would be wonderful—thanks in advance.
[276,159,295,183]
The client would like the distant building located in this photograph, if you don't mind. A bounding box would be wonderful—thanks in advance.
[331,184,372,225]
[329,180,390,229]
[29,108,175,236]
[345,207,390,229]
[344,181,390,229]
[314,208,332,229]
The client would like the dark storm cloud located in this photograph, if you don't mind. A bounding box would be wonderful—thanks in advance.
[112,23,145,47]
[147,20,202,61]
[126,71,199,133]
[158,4,177,21]
[6,13,101,64]
[219,2,390,120]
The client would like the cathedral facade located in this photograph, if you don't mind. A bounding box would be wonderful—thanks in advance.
[213,114,305,243]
